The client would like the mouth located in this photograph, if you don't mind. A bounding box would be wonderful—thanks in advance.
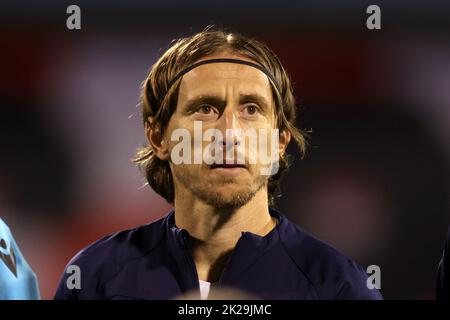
[210,163,248,169]
[209,162,249,175]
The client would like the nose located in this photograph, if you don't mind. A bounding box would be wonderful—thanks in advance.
[216,106,241,148]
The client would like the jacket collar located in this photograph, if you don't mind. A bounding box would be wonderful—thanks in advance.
[162,207,288,288]
[163,207,286,245]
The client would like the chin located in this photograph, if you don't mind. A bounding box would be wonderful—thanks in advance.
[197,184,262,210]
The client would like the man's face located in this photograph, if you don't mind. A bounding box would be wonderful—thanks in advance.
[162,54,281,209]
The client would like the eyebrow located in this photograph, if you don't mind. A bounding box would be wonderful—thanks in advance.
[183,93,271,114]
[239,93,270,110]
[184,95,226,114]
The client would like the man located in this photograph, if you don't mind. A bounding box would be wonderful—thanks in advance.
[54,29,382,300]
[0,218,40,299]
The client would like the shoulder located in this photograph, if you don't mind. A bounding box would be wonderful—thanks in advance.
[54,214,168,299]
[277,214,383,299]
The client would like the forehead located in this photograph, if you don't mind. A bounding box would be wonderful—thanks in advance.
[178,62,272,99]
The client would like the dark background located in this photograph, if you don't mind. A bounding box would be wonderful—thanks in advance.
[0,0,449,299]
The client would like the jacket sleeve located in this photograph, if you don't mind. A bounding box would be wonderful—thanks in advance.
[54,251,85,300]
[53,244,109,300]
[334,260,383,300]
[53,231,125,300]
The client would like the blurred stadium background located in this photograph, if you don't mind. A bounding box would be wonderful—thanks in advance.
[0,0,449,299]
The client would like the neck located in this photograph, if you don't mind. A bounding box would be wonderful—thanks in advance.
[173,187,277,282]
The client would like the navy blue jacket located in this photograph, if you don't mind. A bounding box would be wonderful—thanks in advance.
[54,208,382,300]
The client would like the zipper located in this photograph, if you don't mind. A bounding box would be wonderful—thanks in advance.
[181,232,200,293]
[217,231,247,286]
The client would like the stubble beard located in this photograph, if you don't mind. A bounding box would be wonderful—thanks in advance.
[173,165,268,211]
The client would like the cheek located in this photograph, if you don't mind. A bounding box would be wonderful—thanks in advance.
[243,128,279,159]
[170,163,203,182]
[164,123,196,157]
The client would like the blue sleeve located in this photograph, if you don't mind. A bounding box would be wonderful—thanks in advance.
[0,218,40,300]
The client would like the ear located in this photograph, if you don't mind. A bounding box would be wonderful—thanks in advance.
[145,119,170,161]
[278,129,291,158]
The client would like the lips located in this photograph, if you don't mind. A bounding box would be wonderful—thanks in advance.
[210,163,247,169]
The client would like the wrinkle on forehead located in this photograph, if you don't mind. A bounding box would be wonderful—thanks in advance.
[178,62,272,101]
[188,62,268,80]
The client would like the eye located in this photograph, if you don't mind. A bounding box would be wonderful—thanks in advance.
[243,104,259,116]
[197,104,214,114]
